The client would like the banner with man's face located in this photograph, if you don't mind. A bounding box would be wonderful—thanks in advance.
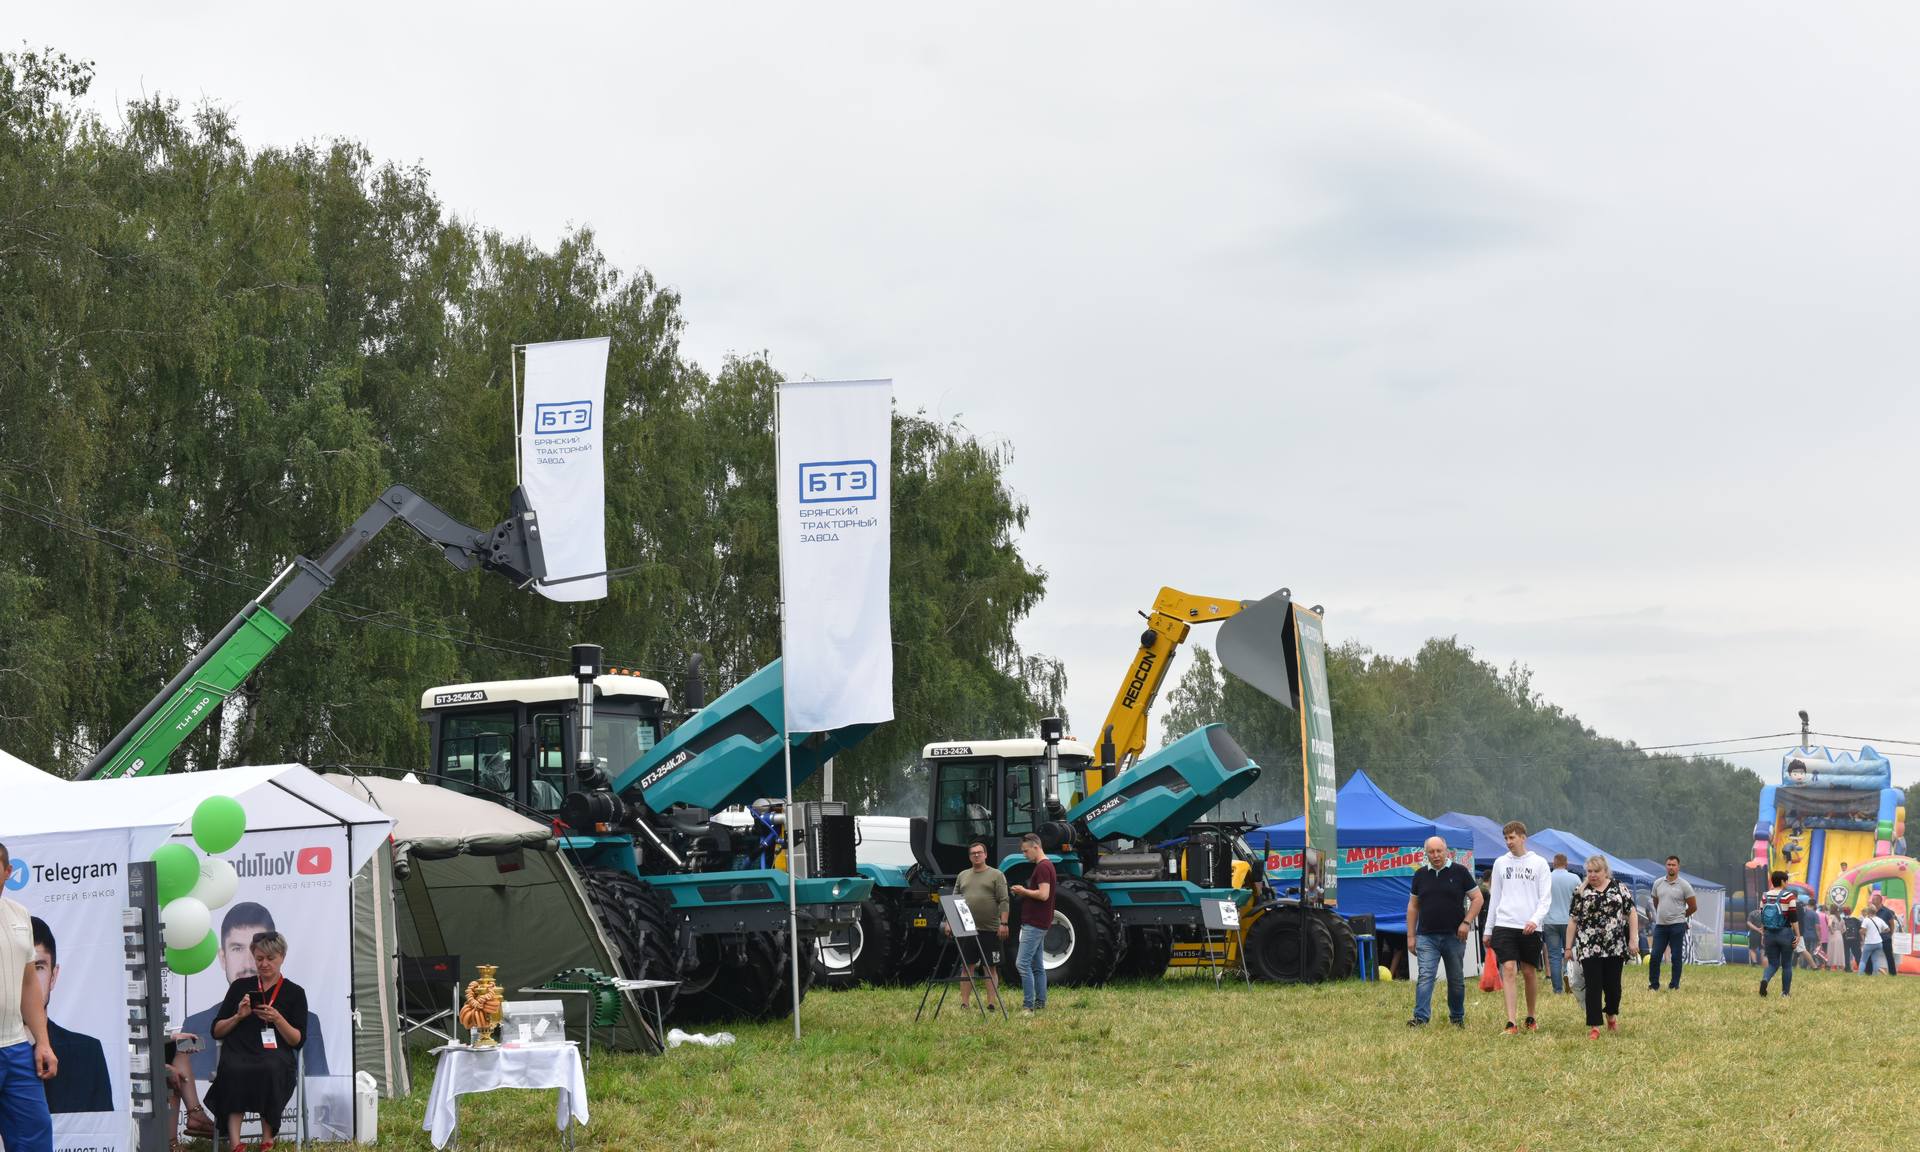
[4,829,131,1152]
[166,826,353,1141]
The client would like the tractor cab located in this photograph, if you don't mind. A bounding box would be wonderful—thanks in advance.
[418,669,669,816]
[920,734,1095,875]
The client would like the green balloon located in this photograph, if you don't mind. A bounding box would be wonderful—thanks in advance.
[152,843,199,904]
[192,795,247,855]
[165,930,219,975]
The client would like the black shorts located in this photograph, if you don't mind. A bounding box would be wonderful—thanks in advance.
[1489,926,1543,967]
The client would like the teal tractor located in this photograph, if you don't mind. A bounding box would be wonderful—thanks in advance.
[822,720,1263,989]
[419,646,872,1022]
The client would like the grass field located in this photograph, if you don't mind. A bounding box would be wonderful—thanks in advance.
[359,963,1910,1152]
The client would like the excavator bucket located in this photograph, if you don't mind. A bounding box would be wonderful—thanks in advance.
[1215,588,1300,710]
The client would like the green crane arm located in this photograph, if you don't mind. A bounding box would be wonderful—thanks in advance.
[79,484,546,780]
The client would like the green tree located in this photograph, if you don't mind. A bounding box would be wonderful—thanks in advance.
[0,48,1062,795]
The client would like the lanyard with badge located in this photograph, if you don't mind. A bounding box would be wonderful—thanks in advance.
[257,979,284,1049]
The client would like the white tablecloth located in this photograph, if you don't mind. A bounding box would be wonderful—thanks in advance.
[424,1043,587,1149]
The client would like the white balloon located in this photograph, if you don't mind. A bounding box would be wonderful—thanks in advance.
[161,897,212,951]
[190,857,238,910]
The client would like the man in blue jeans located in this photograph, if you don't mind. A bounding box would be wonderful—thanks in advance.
[1647,855,1697,990]
[1,842,57,1152]
[1542,854,1578,995]
[1008,834,1057,1017]
[1405,836,1483,1027]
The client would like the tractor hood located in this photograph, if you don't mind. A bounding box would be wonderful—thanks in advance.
[1065,724,1259,844]
[614,658,875,812]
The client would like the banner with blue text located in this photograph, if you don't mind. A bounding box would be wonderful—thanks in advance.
[520,337,610,601]
[776,379,894,732]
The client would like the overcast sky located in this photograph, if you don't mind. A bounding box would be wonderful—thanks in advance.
[20,3,1920,787]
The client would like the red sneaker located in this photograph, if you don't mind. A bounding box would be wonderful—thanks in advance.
[1606,1018,1618,1032]
[1588,1027,1600,1040]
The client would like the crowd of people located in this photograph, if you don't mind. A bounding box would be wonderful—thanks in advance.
[0,840,311,1152]
[1404,822,1904,1037]
[1744,872,1903,978]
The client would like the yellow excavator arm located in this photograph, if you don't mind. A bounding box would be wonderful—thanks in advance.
[1090,587,1249,787]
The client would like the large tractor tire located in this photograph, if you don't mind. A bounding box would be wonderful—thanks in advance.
[887,901,944,987]
[1244,904,1334,984]
[1316,910,1358,980]
[580,867,681,1019]
[812,898,896,990]
[1110,925,1174,981]
[1001,877,1123,988]
[673,930,811,1024]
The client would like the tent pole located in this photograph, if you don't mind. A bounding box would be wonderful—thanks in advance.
[774,380,802,1042]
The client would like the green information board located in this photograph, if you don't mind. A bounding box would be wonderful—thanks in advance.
[1293,605,1337,904]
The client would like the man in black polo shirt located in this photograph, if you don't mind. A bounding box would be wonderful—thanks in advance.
[1405,836,1483,1028]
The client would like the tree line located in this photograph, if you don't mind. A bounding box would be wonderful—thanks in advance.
[1165,638,1790,881]
[7,49,1906,854]
[0,49,1061,807]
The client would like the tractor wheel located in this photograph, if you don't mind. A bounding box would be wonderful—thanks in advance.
[1244,904,1335,984]
[580,867,681,1019]
[888,900,944,986]
[1002,877,1122,988]
[813,898,896,990]
[1111,926,1174,981]
[672,930,806,1024]
[1317,910,1358,980]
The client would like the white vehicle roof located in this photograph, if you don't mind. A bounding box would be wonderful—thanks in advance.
[921,738,1094,761]
[420,673,669,710]
[855,815,917,869]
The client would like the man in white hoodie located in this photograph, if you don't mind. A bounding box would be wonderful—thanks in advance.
[1487,821,1552,1034]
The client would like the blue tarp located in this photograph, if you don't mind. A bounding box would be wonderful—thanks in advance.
[1622,858,1725,893]
[1247,771,1474,934]
[1526,828,1658,888]
[1436,811,1507,866]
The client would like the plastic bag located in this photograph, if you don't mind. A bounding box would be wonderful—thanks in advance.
[1567,956,1585,993]
[666,1028,736,1048]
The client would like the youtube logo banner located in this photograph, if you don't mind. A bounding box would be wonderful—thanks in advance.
[168,826,351,1141]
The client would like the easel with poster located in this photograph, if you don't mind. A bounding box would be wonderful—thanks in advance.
[1202,898,1251,988]
[913,895,1006,1022]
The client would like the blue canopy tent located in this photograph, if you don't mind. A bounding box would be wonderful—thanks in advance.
[1623,858,1727,965]
[1436,811,1507,868]
[1248,771,1474,933]
[1527,828,1658,889]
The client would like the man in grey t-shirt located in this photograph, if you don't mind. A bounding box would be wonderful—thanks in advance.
[1647,854,1697,991]
[948,840,1010,1009]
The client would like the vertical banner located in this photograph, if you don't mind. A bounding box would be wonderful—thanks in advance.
[520,337,610,601]
[170,828,353,1141]
[1294,606,1338,904]
[5,831,131,1152]
[776,379,895,731]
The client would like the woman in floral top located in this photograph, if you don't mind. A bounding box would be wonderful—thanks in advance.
[1565,855,1640,1039]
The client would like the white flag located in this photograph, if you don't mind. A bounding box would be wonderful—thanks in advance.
[777,379,894,731]
[520,337,610,601]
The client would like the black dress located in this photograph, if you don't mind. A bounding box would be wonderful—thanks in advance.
[204,976,308,1133]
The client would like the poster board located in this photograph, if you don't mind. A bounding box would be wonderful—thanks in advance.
[5,829,132,1152]
[168,826,354,1141]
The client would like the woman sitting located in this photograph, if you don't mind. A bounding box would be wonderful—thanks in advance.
[206,931,308,1150]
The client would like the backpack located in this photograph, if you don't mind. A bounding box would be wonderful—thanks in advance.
[1760,890,1790,931]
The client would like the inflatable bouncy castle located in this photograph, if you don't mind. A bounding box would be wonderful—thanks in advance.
[1753,744,1906,919]
[1755,746,1904,891]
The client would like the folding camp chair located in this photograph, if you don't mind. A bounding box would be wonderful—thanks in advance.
[208,1042,307,1151]
[400,954,461,1045]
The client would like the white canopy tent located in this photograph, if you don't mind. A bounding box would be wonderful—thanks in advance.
[2,749,398,1147]
[2,751,392,875]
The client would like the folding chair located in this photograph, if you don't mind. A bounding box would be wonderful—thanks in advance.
[399,954,461,1045]
[209,1043,307,1151]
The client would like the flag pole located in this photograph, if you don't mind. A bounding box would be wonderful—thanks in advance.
[774,379,803,1042]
